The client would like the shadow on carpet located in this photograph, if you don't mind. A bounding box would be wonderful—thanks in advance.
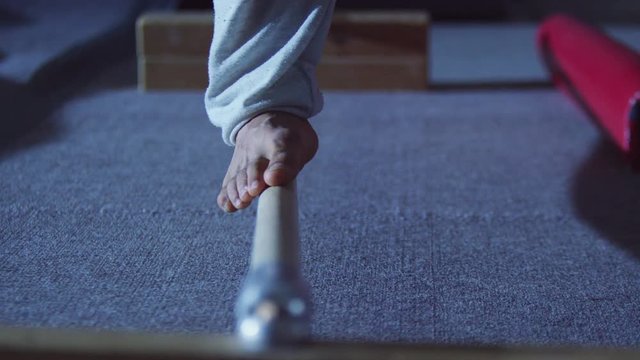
[0,78,61,156]
[0,54,138,160]
[572,139,640,260]
[0,0,175,158]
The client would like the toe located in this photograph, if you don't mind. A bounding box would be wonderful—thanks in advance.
[233,177,252,210]
[246,158,268,197]
[217,190,235,213]
[264,151,300,187]
[226,181,242,211]
[224,201,237,213]
[235,171,252,204]
[217,191,225,209]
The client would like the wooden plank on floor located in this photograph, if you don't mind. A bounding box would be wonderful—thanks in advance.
[1,326,640,360]
[324,11,429,56]
[136,10,430,91]
[317,55,427,90]
[320,11,429,89]
[138,55,427,91]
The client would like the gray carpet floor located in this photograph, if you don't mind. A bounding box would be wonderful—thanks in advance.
[1,1,640,349]
[2,80,640,347]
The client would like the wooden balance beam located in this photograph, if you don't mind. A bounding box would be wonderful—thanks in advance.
[5,185,639,359]
[136,10,429,91]
[2,326,639,360]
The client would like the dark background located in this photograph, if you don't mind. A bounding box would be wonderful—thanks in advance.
[180,0,640,23]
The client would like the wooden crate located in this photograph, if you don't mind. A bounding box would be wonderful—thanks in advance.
[137,11,213,58]
[136,11,212,91]
[136,10,429,91]
[319,11,429,90]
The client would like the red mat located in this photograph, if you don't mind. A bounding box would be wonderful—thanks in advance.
[537,14,640,167]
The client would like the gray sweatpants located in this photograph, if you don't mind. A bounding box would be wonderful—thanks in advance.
[204,0,336,146]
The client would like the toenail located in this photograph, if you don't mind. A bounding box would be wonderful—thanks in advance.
[250,181,259,190]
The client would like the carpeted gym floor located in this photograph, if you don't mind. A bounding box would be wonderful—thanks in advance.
[2,0,640,349]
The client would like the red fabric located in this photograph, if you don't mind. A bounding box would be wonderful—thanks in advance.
[537,14,640,159]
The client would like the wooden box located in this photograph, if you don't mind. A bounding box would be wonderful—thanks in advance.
[136,10,430,91]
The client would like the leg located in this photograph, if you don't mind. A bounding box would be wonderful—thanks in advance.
[205,0,336,212]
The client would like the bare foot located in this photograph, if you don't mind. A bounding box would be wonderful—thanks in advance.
[217,111,318,212]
